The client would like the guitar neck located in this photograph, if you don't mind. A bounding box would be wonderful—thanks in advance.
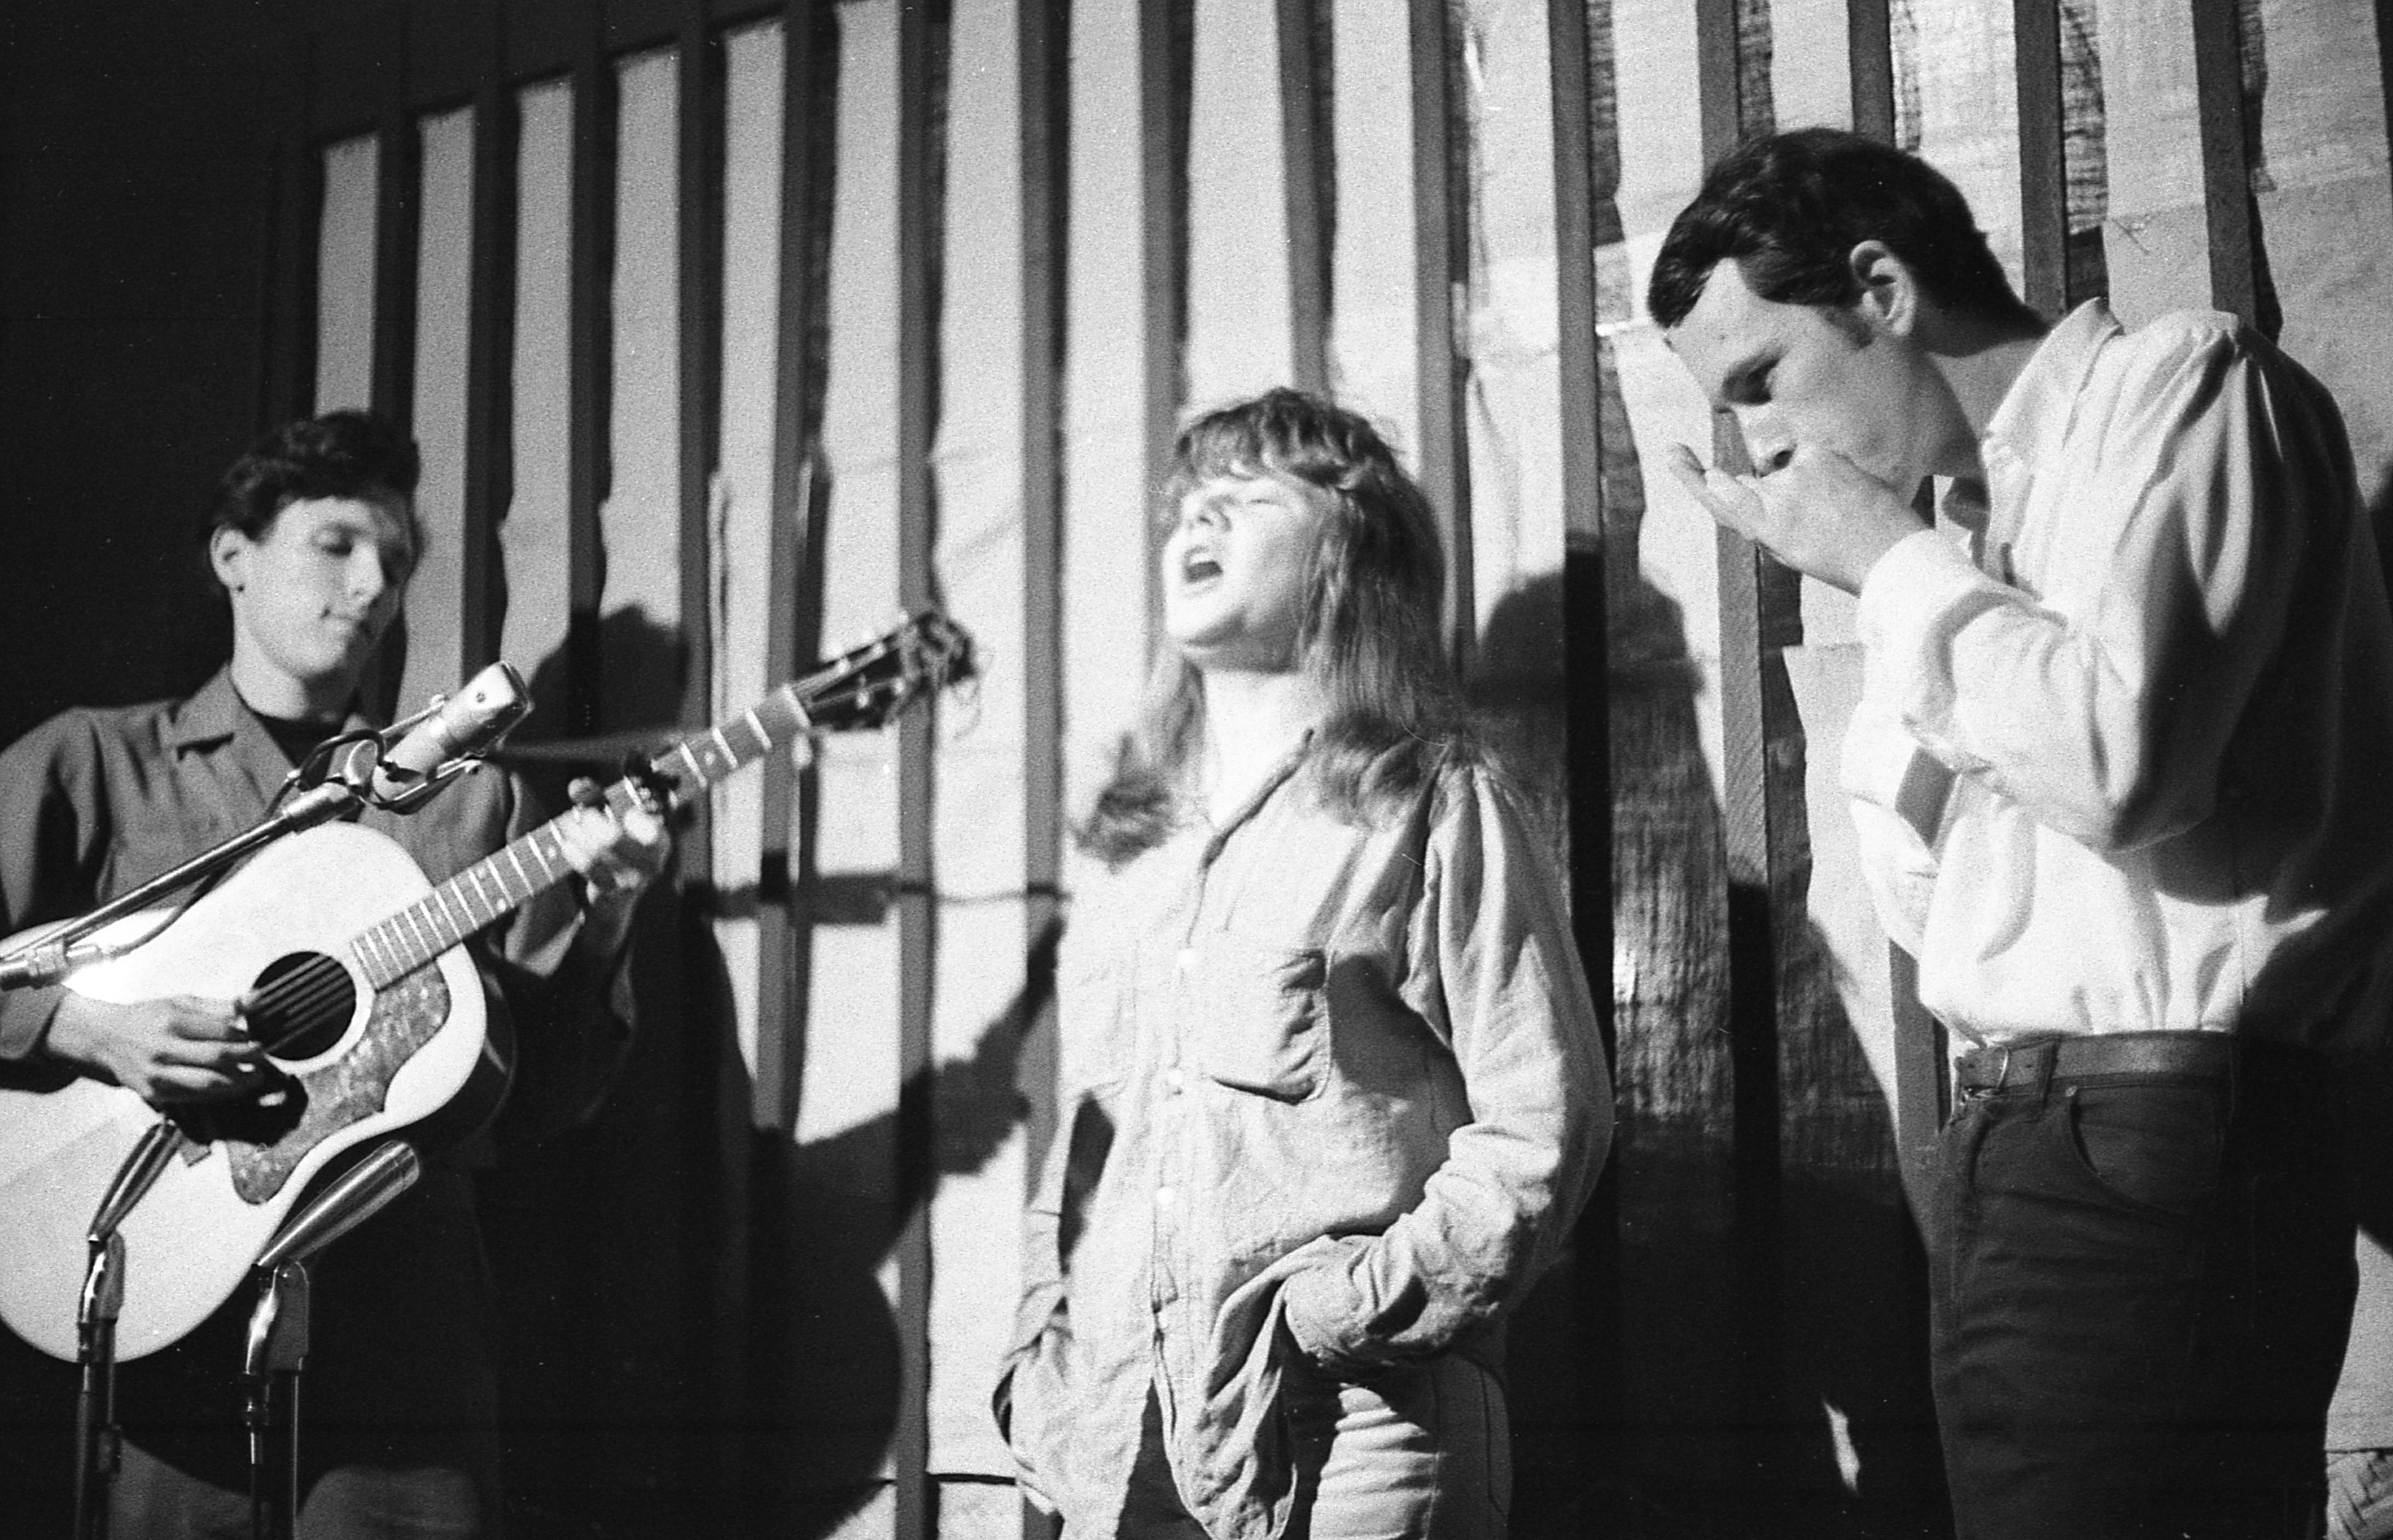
[349,681,813,987]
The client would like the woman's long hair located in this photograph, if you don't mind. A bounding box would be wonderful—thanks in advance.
[1078,388,1476,866]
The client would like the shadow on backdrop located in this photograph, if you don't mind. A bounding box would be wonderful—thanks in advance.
[479,597,1051,1537]
[1475,567,1947,1539]
[733,914,1054,1537]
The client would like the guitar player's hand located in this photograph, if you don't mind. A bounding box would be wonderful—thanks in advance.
[560,776,671,905]
[42,992,264,1104]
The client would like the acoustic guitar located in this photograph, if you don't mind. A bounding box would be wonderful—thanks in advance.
[0,610,972,1363]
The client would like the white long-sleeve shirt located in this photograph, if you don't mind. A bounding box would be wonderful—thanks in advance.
[1843,301,2393,1059]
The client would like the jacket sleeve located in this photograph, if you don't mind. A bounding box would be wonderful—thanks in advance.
[0,714,113,1063]
[1279,768,1615,1371]
[1854,322,2338,854]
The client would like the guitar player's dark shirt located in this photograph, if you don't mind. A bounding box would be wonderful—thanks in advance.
[0,665,638,1485]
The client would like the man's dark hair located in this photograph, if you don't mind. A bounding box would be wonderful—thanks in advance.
[212,410,422,542]
[1647,127,2038,330]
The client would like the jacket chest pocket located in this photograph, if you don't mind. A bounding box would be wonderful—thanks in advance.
[1188,937,1329,1102]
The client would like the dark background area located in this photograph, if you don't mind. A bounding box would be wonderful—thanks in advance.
[0,4,288,743]
[4,9,307,1525]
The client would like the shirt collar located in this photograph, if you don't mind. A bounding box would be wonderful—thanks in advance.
[162,666,371,751]
[162,668,249,753]
[1981,298,2119,489]
[1199,728,1317,863]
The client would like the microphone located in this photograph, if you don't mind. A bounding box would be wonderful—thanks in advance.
[255,1142,422,1273]
[347,662,531,813]
[86,1120,188,1248]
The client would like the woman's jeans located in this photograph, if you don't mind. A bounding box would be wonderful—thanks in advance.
[1930,1034,2357,1540]
[1113,1352,1509,1539]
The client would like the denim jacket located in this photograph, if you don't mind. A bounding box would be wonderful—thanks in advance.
[1000,746,1612,1539]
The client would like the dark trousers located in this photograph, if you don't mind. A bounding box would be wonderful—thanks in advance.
[1930,1034,2357,1540]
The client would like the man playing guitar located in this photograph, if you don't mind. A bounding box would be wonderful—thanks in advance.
[0,411,669,1539]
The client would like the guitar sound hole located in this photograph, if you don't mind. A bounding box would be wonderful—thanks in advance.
[246,952,357,1063]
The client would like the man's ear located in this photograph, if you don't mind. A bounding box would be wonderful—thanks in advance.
[1848,240,1920,336]
[209,525,249,595]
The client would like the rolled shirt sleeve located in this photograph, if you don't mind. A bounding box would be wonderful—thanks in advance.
[1854,324,2311,856]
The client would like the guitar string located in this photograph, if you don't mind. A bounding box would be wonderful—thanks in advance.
[246,964,355,1053]
[228,658,949,1054]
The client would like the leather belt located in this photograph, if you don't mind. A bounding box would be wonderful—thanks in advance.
[1953,1031,2241,1095]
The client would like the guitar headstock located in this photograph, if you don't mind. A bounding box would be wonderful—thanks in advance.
[798,611,978,733]
[615,611,978,815]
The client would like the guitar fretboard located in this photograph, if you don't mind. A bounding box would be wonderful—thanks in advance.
[347,683,814,988]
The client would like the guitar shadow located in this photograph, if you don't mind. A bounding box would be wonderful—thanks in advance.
[477,605,1049,1539]
[479,891,1054,1539]
[1468,562,1949,1539]
[735,915,1056,1536]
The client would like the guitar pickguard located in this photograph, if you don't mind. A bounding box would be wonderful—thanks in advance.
[220,963,452,1204]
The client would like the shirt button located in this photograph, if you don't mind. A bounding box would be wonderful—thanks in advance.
[1176,947,1196,972]
[1155,1186,1178,1209]
[1164,1067,1186,1094]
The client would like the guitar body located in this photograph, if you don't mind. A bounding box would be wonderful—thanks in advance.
[0,823,483,1362]
[0,608,974,1365]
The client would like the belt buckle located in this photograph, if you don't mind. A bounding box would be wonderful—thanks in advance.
[1960,1042,2013,1103]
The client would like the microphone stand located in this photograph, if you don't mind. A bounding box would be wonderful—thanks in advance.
[241,1142,422,1540]
[15,673,519,1536]
[0,684,523,993]
[70,1118,187,1540]
[0,780,363,992]
[243,1261,307,1540]
[38,771,366,1540]
[1,678,535,991]
[71,1232,123,1540]
[36,761,431,1536]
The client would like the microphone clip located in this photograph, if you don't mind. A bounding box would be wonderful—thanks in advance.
[341,737,487,815]
[293,662,533,816]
